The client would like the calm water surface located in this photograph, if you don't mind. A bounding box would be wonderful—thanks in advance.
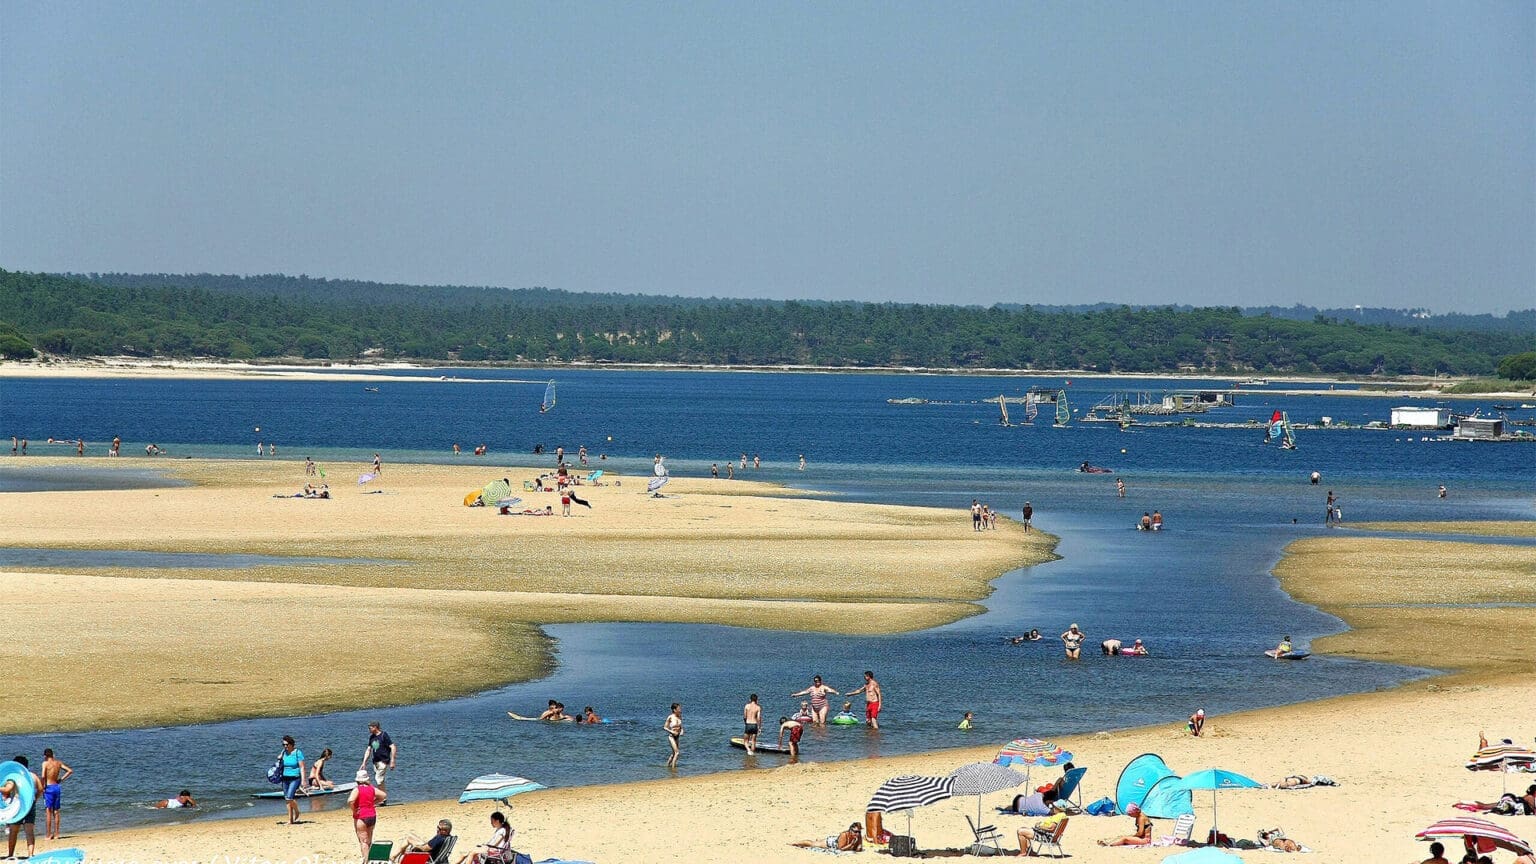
[0,370,1531,831]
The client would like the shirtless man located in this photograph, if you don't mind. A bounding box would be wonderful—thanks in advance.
[842,671,883,730]
[791,676,840,726]
[2,755,44,859]
[40,748,72,839]
[777,716,804,757]
[742,694,762,755]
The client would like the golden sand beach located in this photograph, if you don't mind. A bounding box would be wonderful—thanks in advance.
[27,523,1534,864]
[0,458,1051,732]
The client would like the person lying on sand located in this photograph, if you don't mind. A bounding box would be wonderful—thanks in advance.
[791,823,863,852]
[152,790,196,809]
[1257,828,1307,852]
[1096,806,1151,846]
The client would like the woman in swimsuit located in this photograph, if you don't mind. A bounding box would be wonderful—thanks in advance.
[1060,624,1085,660]
[664,703,684,768]
[308,748,334,790]
[791,676,841,726]
[1097,807,1152,846]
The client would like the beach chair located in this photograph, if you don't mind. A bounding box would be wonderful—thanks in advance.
[1170,813,1197,845]
[1026,818,1068,858]
[366,841,393,863]
[1056,766,1088,810]
[966,814,1004,855]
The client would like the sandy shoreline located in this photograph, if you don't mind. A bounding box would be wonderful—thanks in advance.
[29,522,1536,864]
[3,356,1531,399]
[0,459,1050,732]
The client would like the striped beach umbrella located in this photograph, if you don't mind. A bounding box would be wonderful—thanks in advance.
[949,762,1029,824]
[869,775,955,840]
[995,738,1073,768]
[458,774,546,805]
[1417,817,1533,856]
[1467,744,1536,770]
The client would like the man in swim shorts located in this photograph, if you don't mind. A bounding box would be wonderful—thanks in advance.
[778,716,804,757]
[1101,638,1122,656]
[844,671,882,730]
[40,747,72,839]
[362,721,397,791]
[2,755,44,859]
[743,694,762,755]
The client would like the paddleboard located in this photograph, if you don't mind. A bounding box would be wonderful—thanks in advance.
[250,782,356,799]
[28,849,85,864]
[730,736,793,755]
[1264,650,1310,660]
[507,711,608,723]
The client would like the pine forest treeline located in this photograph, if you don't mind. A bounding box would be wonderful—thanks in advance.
[1,269,1531,375]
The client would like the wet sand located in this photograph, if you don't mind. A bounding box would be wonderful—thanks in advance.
[0,459,1049,732]
[46,523,1536,864]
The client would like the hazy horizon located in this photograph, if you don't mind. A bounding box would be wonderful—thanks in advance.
[3,2,1532,313]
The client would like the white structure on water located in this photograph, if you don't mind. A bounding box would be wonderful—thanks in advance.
[1390,406,1452,429]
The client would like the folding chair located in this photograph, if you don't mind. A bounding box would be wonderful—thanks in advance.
[1026,817,1069,858]
[1170,813,1197,845]
[366,841,393,863]
[1056,766,1088,811]
[966,814,1004,855]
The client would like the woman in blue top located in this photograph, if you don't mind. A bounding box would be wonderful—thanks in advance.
[279,736,307,824]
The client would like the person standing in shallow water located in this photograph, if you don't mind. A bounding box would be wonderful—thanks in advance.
[664,703,684,768]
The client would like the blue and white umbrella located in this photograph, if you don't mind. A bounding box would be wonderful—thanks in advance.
[459,774,546,805]
[1173,769,1263,839]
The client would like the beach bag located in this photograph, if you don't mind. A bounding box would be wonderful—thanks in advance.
[888,835,918,858]
[266,759,283,785]
[1084,796,1116,816]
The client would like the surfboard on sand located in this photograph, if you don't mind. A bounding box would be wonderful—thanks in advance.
[730,736,793,755]
[1264,649,1311,660]
[251,782,356,799]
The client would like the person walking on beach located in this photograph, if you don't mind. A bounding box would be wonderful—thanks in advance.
[278,735,306,824]
[76,439,85,456]
[743,695,762,755]
[792,676,841,726]
[1060,624,1085,660]
[40,748,72,840]
[361,721,396,791]
[726,463,734,480]
[372,453,383,474]
[305,457,316,476]
[1021,501,1033,532]
[2,755,43,859]
[348,768,387,857]
[844,671,882,729]
[711,463,719,479]
[664,703,684,768]
[971,499,982,531]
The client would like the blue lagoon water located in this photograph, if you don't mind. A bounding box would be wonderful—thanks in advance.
[0,370,1531,830]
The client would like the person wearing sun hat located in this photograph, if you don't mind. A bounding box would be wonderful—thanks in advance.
[348,766,387,856]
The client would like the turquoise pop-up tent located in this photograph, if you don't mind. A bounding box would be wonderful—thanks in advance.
[1115,753,1176,815]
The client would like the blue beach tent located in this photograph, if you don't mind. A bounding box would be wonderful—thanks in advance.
[1115,753,1176,815]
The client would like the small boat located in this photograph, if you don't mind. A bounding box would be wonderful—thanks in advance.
[1264,649,1311,660]
[1238,378,1269,386]
[363,387,380,393]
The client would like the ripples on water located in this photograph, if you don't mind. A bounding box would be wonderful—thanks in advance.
[0,370,1531,831]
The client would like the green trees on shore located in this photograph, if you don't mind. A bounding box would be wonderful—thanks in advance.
[1,269,1530,375]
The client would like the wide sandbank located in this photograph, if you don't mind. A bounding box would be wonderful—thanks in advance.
[0,458,1051,732]
[45,524,1536,864]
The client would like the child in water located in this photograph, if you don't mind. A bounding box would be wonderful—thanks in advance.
[958,711,974,730]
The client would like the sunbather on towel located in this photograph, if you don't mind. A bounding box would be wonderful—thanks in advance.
[1273,775,1314,789]
[1096,807,1151,846]
[1257,828,1308,852]
[791,823,863,852]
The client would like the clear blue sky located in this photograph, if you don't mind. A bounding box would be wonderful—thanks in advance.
[3,2,1531,311]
